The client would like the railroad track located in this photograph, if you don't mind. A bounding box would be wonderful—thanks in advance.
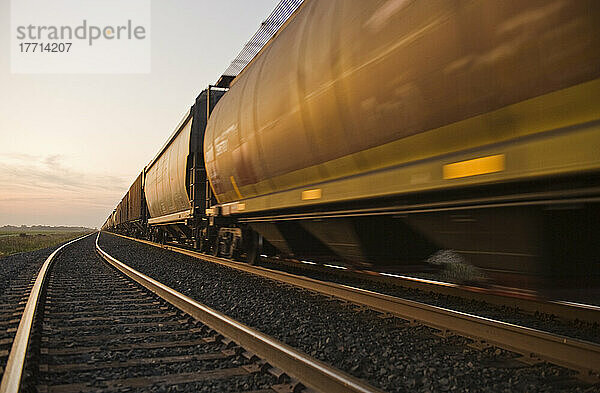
[103,232,600,385]
[0,234,93,382]
[261,255,600,326]
[107,233,600,326]
[0,275,34,373]
[0,234,381,393]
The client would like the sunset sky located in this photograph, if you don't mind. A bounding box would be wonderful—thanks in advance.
[0,0,279,228]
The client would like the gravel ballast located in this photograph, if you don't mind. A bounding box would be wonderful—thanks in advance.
[259,259,600,344]
[30,235,279,392]
[0,246,57,297]
[1,237,90,375]
[99,232,599,392]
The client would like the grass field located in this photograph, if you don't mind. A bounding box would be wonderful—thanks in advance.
[0,231,91,257]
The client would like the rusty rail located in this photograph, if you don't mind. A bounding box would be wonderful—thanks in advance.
[108,233,600,324]
[354,274,600,325]
[95,233,383,393]
[259,255,600,325]
[104,232,600,382]
[0,233,96,393]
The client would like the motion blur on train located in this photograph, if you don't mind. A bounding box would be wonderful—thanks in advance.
[102,0,600,297]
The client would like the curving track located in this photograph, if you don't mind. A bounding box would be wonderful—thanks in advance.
[1,233,94,393]
[104,233,600,326]
[3,231,599,392]
[1,234,381,393]
[102,232,600,386]
[260,256,600,325]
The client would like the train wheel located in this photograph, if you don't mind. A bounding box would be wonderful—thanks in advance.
[211,234,221,257]
[220,233,235,259]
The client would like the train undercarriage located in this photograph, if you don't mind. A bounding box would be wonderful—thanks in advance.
[112,172,600,298]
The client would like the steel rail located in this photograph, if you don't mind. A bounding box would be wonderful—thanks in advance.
[95,233,383,393]
[107,232,600,324]
[0,232,96,393]
[365,274,600,325]
[264,259,600,325]
[103,232,600,381]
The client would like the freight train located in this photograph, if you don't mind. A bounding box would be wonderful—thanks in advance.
[103,0,600,293]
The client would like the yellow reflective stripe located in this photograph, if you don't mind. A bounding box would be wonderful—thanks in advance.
[302,188,322,200]
[443,154,505,180]
[230,176,243,199]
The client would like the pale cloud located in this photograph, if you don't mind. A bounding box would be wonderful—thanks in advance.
[0,0,280,227]
[43,154,63,170]
[0,152,129,226]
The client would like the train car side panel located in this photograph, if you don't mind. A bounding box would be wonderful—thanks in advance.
[127,172,143,222]
[204,0,600,211]
[145,118,193,224]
